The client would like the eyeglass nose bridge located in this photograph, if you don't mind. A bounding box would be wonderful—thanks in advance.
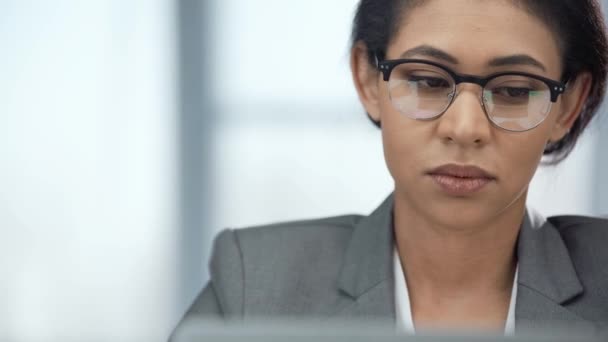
[445,74,491,109]
[453,73,490,88]
[444,84,491,124]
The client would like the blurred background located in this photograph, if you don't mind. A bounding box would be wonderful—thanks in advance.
[1,0,607,340]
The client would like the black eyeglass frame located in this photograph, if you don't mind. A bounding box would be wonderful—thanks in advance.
[375,58,570,132]
[376,58,568,102]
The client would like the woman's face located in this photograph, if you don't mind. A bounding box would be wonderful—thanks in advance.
[353,0,589,227]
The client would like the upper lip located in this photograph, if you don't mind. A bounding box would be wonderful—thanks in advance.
[427,164,496,179]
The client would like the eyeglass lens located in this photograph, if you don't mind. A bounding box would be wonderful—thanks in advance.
[387,63,553,131]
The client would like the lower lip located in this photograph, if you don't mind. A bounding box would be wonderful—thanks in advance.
[429,174,493,196]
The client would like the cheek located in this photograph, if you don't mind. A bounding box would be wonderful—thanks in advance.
[506,105,561,164]
[378,101,432,179]
[494,125,552,190]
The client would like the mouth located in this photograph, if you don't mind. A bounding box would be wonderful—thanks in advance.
[426,164,497,196]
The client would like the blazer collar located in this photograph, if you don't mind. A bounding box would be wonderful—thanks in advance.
[337,194,586,324]
[337,194,395,298]
[515,211,590,329]
[516,210,583,304]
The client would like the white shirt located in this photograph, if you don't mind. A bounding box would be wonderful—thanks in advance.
[393,249,518,335]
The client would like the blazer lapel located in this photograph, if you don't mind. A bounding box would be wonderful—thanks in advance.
[331,196,595,331]
[515,211,594,331]
[333,194,396,320]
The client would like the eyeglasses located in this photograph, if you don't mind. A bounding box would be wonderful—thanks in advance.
[376,58,568,132]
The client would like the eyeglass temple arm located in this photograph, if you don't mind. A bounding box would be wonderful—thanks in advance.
[374,50,385,67]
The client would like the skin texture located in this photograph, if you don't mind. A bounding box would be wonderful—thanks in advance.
[351,0,592,332]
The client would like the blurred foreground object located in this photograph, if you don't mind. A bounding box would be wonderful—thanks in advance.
[172,320,607,342]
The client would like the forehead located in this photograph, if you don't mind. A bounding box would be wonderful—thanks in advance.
[387,0,562,76]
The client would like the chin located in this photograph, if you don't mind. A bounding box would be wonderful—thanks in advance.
[426,193,528,231]
[397,188,508,229]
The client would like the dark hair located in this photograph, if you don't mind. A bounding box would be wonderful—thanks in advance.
[351,0,608,163]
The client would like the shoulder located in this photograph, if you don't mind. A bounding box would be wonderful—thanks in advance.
[212,213,363,264]
[210,214,362,275]
[548,214,608,252]
[549,215,608,267]
[207,214,363,315]
[548,214,608,272]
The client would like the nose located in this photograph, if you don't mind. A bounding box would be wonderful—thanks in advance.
[436,85,492,148]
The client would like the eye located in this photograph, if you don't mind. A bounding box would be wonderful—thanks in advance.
[492,86,531,98]
[409,75,451,89]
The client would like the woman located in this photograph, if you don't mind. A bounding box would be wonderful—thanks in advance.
[173,0,608,336]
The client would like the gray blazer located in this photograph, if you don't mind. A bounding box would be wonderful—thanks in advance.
[173,194,608,335]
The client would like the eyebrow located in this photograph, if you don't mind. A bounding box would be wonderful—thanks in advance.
[487,55,546,72]
[399,45,547,72]
[400,45,459,64]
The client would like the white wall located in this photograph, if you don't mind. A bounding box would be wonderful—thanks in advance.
[0,1,178,340]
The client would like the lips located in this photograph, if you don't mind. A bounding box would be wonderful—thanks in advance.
[426,164,496,196]
[427,164,496,179]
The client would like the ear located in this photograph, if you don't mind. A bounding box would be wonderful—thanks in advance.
[549,72,592,142]
[350,42,382,124]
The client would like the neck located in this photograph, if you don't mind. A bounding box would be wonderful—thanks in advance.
[393,192,522,295]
